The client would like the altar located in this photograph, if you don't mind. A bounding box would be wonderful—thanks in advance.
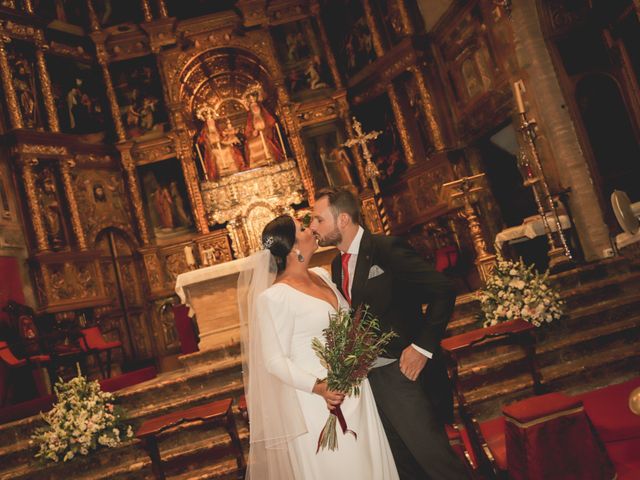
[175,247,337,352]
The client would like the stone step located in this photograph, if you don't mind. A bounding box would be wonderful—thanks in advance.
[1,422,249,480]
[447,264,640,337]
[178,343,242,372]
[454,293,640,381]
[0,355,243,450]
[467,338,640,420]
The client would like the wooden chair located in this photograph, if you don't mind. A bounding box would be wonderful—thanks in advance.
[79,326,123,378]
[0,340,51,406]
[441,319,543,478]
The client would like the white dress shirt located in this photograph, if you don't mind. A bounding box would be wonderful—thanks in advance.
[342,226,433,360]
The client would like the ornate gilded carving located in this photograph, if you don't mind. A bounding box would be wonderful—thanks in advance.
[295,98,338,126]
[157,0,169,18]
[387,84,416,165]
[0,21,38,41]
[196,232,233,266]
[131,137,176,164]
[49,42,92,61]
[201,160,303,224]
[0,36,24,129]
[396,0,414,35]
[311,3,343,89]
[13,144,68,156]
[145,252,165,291]
[91,34,127,141]
[167,123,210,235]
[19,159,48,251]
[362,0,385,57]
[60,159,87,250]
[201,160,303,256]
[34,33,60,132]
[85,0,101,32]
[275,85,315,200]
[408,66,445,152]
[141,0,153,22]
[118,145,150,244]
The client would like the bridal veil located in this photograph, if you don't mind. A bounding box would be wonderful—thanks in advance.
[237,249,307,479]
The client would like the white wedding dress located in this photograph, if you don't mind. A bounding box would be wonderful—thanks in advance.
[255,267,399,480]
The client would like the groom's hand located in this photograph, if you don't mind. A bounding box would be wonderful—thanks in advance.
[400,345,428,381]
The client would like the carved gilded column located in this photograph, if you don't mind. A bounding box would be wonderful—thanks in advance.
[86,0,101,31]
[60,158,87,249]
[94,40,127,141]
[166,102,210,234]
[157,0,169,18]
[34,33,60,132]
[362,0,385,57]
[396,0,415,35]
[20,158,49,251]
[408,65,445,151]
[311,2,343,89]
[173,130,210,234]
[141,0,153,22]
[387,85,416,165]
[337,95,367,187]
[118,144,150,245]
[0,36,24,129]
[275,85,316,201]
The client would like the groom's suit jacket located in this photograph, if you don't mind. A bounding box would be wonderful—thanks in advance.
[331,229,457,422]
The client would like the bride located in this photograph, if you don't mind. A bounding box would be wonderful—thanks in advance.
[239,214,399,480]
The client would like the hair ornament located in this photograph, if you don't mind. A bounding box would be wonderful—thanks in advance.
[262,236,275,249]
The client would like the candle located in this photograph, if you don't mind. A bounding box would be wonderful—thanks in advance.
[513,80,526,114]
[184,245,196,267]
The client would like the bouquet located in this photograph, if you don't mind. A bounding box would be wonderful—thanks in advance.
[311,305,396,452]
[478,255,564,327]
[31,367,133,463]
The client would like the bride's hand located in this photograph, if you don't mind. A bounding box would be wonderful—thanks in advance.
[312,380,345,410]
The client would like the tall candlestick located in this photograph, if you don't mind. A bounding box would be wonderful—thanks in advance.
[184,245,196,267]
[513,80,526,114]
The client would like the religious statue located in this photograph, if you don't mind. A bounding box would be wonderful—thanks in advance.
[169,182,192,227]
[305,56,329,90]
[320,146,354,187]
[154,184,174,230]
[38,169,65,250]
[13,55,38,128]
[196,112,247,181]
[244,91,285,167]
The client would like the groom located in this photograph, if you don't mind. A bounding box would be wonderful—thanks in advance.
[311,187,468,480]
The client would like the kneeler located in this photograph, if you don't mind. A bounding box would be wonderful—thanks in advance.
[503,392,615,480]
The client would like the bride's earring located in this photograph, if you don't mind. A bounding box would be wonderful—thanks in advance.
[295,249,305,262]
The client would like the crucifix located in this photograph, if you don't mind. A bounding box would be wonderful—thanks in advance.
[343,116,382,194]
[342,116,390,234]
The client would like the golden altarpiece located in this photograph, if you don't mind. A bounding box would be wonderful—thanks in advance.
[0,0,550,369]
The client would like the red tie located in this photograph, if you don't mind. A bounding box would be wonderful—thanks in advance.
[341,253,352,305]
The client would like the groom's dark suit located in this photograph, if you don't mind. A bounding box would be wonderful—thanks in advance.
[332,229,467,480]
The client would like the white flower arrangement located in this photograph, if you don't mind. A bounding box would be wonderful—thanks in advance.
[478,255,564,328]
[31,367,133,463]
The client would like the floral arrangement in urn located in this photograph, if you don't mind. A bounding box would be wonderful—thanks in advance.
[31,368,133,463]
[478,255,564,328]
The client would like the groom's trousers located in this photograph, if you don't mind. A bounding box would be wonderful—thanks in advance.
[368,362,469,480]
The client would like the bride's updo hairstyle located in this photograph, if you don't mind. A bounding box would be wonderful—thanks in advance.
[262,215,296,273]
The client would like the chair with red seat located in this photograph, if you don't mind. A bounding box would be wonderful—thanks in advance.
[0,340,51,406]
[441,319,543,478]
[79,326,123,378]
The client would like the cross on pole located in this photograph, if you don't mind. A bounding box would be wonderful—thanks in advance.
[342,116,382,193]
